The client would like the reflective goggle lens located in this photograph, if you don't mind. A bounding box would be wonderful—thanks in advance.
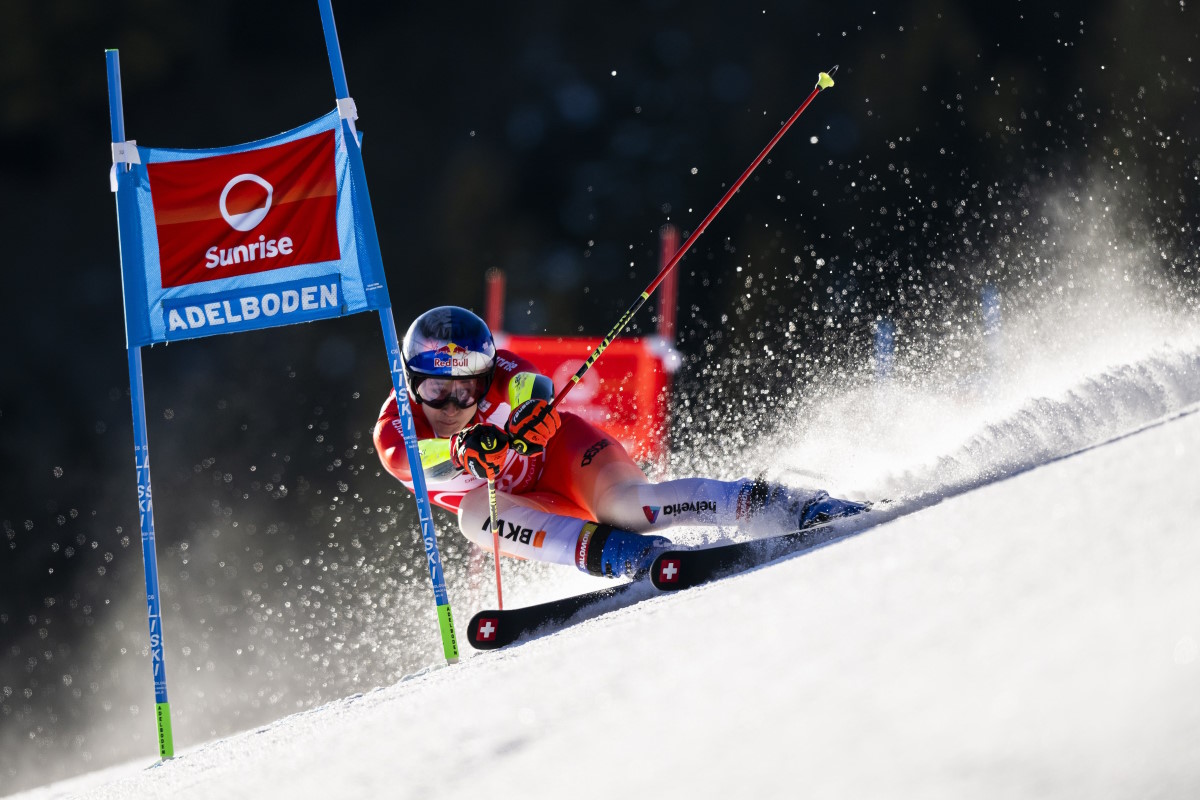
[415,376,487,409]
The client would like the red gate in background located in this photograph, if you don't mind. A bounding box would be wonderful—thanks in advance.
[486,226,682,467]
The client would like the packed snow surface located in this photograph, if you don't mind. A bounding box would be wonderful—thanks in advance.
[13,340,1200,799]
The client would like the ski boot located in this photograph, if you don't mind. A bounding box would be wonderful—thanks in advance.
[738,478,869,534]
[796,491,871,528]
[576,523,670,579]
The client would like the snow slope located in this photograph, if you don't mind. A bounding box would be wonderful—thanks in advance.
[13,346,1200,799]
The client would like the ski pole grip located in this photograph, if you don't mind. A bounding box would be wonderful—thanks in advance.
[479,428,508,453]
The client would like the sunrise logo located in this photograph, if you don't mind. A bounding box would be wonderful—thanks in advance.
[206,173,293,270]
[219,173,273,231]
[150,130,339,288]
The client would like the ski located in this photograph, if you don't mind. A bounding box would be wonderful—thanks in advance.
[650,521,854,591]
[467,517,874,650]
[467,580,645,650]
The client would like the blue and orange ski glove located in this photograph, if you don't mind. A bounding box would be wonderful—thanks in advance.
[450,423,510,480]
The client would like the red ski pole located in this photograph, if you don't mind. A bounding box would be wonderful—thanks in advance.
[486,477,504,609]
[548,66,838,413]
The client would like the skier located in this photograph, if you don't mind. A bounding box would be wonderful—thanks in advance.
[374,306,866,579]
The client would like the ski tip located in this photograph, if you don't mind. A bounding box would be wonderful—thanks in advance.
[650,551,687,590]
[468,612,505,650]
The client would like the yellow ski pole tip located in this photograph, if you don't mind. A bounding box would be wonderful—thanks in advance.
[816,67,836,90]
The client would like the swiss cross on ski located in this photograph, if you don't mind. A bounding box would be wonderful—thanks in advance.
[476,617,499,641]
[657,558,681,584]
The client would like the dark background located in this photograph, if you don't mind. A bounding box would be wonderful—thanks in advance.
[2,0,1197,792]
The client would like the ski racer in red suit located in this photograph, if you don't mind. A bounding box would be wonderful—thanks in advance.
[375,306,867,578]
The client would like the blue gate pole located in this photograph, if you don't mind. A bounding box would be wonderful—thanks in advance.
[317,0,459,662]
[106,49,175,759]
[380,309,459,662]
[317,0,351,99]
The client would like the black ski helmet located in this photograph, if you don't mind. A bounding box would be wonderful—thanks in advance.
[401,306,497,400]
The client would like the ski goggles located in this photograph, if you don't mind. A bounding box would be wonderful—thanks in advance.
[412,375,490,409]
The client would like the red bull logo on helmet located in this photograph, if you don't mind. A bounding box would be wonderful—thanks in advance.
[432,342,472,369]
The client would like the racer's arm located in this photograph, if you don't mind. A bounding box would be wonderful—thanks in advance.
[375,357,557,483]
[373,393,460,484]
[505,370,555,407]
[502,370,560,456]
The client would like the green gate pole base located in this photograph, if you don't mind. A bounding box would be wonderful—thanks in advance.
[438,604,459,664]
[156,702,175,759]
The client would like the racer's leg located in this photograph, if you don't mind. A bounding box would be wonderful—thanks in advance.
[455,414,866,575]
[536,414,842,534]
[456,485,591,567]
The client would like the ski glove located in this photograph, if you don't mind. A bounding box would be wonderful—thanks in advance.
[507,399,562,456]
[450,423,510,480]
